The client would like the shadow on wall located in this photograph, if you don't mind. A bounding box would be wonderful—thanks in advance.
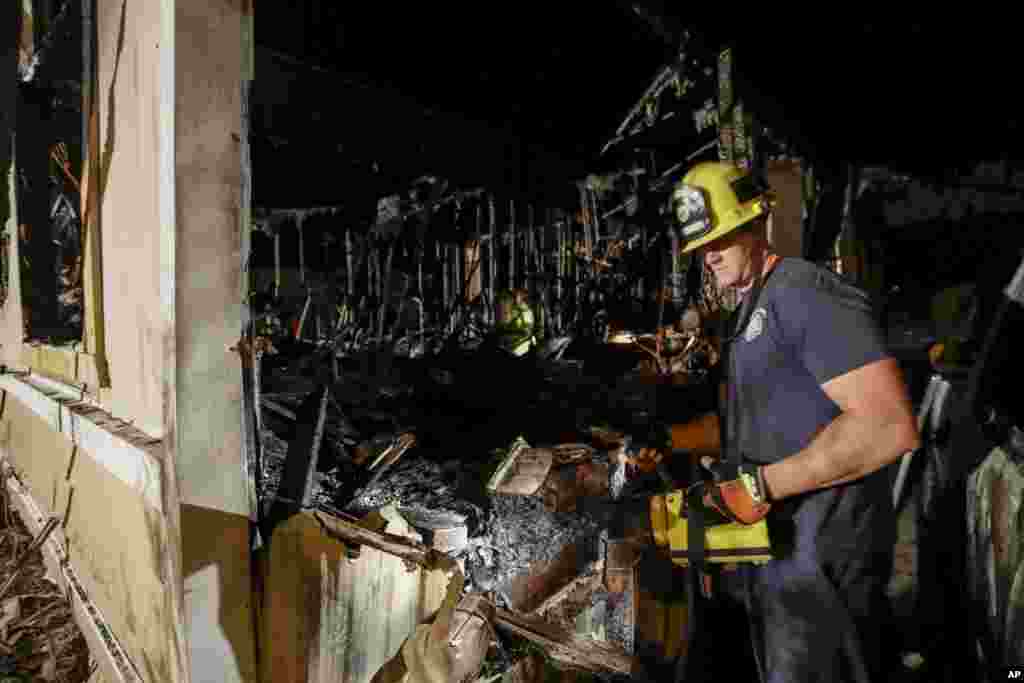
[181,504,259,683]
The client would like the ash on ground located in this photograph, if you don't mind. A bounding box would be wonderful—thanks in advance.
[260,425,616,619]
[344,453,604,599]
[469,493,603,597]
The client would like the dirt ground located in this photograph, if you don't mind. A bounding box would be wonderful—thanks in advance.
[0,483,92,682]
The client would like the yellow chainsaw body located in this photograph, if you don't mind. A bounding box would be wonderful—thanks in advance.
[650,490,772,566]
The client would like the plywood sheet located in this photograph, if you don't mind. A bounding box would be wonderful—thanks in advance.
[93,0,165,438]
[261,511,450,683]
[0,394,176,681]
[0,393,74,519]
[174,0,250,518]
[182,504,258,683]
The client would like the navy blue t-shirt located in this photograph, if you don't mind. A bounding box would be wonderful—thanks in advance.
[722,257,895,560]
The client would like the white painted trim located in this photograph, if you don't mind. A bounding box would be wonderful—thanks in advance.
[1,461,143,683]
[0,374,163,512]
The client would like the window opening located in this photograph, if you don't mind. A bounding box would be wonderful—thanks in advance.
[15,0,86,345]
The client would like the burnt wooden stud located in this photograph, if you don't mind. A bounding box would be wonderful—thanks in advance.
[264,384,331,537]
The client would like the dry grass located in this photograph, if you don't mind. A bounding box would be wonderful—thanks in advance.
[0,483,92,682]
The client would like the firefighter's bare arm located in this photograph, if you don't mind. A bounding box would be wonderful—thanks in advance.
[761,357,920,500]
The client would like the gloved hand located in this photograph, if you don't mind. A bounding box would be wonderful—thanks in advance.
[628,422,672,452]
[689,460,771,525]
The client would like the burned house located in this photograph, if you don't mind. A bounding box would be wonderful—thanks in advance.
[1,3,1024,682]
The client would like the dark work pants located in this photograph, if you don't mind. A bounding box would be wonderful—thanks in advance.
[731,543,893,683]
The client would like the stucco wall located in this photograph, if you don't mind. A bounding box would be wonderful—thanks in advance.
[174,0,250,518]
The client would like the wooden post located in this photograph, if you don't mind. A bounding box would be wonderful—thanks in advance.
[435,239,442,327]
[442,237,450,322]
[253,353,263,434]
[466,202,483,305]
[589,189,601,277]
[555,211,564,335]
[527,205,537,337]
[417,242,424,300]
[345,228,354,298]
[274,232,281,298]
[379,240,395,342]
[509,199,517,291]
[367,239,376,333]
[669,226,681,304]
[297,216,306,285]
[453,239,462,307]
[640,225,649,302]
[488,195,497,325]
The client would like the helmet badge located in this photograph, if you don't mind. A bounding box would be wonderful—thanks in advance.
[672,184,712,241]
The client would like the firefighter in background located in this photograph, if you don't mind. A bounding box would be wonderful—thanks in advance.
[494,288,537,357]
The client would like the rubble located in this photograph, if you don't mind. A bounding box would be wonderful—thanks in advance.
[0,484,91,682]
[246,166,726,679]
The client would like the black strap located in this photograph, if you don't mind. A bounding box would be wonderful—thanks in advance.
[678,261,777,682]
[721,261,779,463]
[681,458,709,683]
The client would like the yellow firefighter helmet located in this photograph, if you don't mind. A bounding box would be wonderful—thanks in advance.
[672,161,775,254]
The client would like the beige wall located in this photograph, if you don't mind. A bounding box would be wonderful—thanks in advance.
[94,0,167,438]
[1,0,167,436]
[1,0,258,680]
[0,391,178,681]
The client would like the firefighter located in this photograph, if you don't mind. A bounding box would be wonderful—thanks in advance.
[669,161,919,682]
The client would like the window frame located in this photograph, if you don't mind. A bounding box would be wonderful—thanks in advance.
[17,0,108,390]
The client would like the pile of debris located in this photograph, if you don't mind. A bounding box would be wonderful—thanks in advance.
[0,487,92,682]
[260,423,606,601]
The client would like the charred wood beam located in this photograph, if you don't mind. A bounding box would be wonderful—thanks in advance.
[264,384,331,536]
[488,195,497,323]
[313,508,437,568]
[528,559,604,619]
[261,396,296,422]
[509,200,516,291]
[312,509,639,675]
[336,432,417,509]
[494,608,639,676]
